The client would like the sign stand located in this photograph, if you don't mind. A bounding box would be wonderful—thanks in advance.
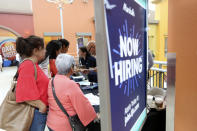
[94,0,112,130]
[94,0,148,130]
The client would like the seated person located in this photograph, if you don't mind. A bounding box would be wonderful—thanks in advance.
[47,54,97,131]
[87,40,96,57]
[78,47,97,82]
[78,46,96,68]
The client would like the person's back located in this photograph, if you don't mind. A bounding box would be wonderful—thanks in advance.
[46,40,62,77]
[15,35,49,131]
[47,75,96,131]
[39,56,50,78]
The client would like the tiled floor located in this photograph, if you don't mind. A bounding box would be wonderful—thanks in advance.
[0,66,49,131]
[0,66,17,105]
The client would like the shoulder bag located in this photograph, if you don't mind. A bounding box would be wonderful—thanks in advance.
[51,77,86,131]
[0,59,37,131]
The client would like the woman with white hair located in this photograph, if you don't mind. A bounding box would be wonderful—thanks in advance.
[47,54,97,131]
[87,40,96,57]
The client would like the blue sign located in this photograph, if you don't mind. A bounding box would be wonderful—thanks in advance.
[104,0,147,130]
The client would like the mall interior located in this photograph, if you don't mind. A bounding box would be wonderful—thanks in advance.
[0,0,197,131]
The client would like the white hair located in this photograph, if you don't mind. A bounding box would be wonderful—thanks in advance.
[55,54,75,75]
[87,40,95,46]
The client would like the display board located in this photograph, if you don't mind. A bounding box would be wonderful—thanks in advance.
[104,0,147,130]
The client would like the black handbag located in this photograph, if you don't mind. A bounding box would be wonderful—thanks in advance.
[51,77,86,131]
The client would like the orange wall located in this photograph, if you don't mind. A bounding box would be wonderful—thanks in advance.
[32,0,95,56]
[169,0,197,130]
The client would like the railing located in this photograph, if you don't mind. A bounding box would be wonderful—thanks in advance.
[147,61,167,89]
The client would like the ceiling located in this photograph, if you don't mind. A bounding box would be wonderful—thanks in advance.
[0,0,32,14]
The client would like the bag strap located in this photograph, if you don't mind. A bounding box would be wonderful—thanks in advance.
[24,58,37,80]
[14,58,37,80]
[12,59,37,92]
[51,77,70,118]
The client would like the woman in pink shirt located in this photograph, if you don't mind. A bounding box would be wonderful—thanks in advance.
[47,54,97,131]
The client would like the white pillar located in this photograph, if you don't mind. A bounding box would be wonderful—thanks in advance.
[59,4,64,38]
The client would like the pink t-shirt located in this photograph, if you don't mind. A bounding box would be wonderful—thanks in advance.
[47,75,97,131]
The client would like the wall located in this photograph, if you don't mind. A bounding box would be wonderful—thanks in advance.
[148,24,158,59]
[32,0,95,56]
[0,28,16,37]
[155,0,168,61]
[169,0,197,130]
[0,13,34,37]
[148,0,168,61]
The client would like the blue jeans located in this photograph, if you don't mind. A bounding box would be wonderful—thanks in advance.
[30,108,47,131]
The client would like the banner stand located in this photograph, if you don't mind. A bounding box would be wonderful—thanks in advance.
[94,0,112,130]
[94,0,148,130]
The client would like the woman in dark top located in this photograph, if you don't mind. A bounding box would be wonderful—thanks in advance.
[78,46,96,69]
[78,47,97,82]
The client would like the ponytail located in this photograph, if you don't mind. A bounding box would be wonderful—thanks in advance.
[16,36,44,57]
[16,37,28,57]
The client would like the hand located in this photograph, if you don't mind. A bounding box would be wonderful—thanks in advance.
[74,68,85,73]
[97,113,100,119]
[25,100,47,113]
[94,113,100,123]
[39,105,47,113]
[82,69,90,74]
[89,67,97,72]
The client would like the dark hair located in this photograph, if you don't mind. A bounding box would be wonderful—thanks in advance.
[59,39,69,48]
[46,40,62,59]
[16,35,44,57]
[79,46,90,57]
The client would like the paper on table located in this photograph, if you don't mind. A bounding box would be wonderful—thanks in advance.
[72,76,84,79]
[85,93,100,105]
[78,81,91,86]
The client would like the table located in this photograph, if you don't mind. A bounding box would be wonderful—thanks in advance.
[79,83,100,113]
[79,81,101,131]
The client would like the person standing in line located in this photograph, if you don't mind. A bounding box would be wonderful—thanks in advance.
[47,54,97,131]
[39,54,51,78]
[59,39,70,53]
[59,39,76,66]
[16,35,49,131]
[46,40,62,77]
[15,53,20,67]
